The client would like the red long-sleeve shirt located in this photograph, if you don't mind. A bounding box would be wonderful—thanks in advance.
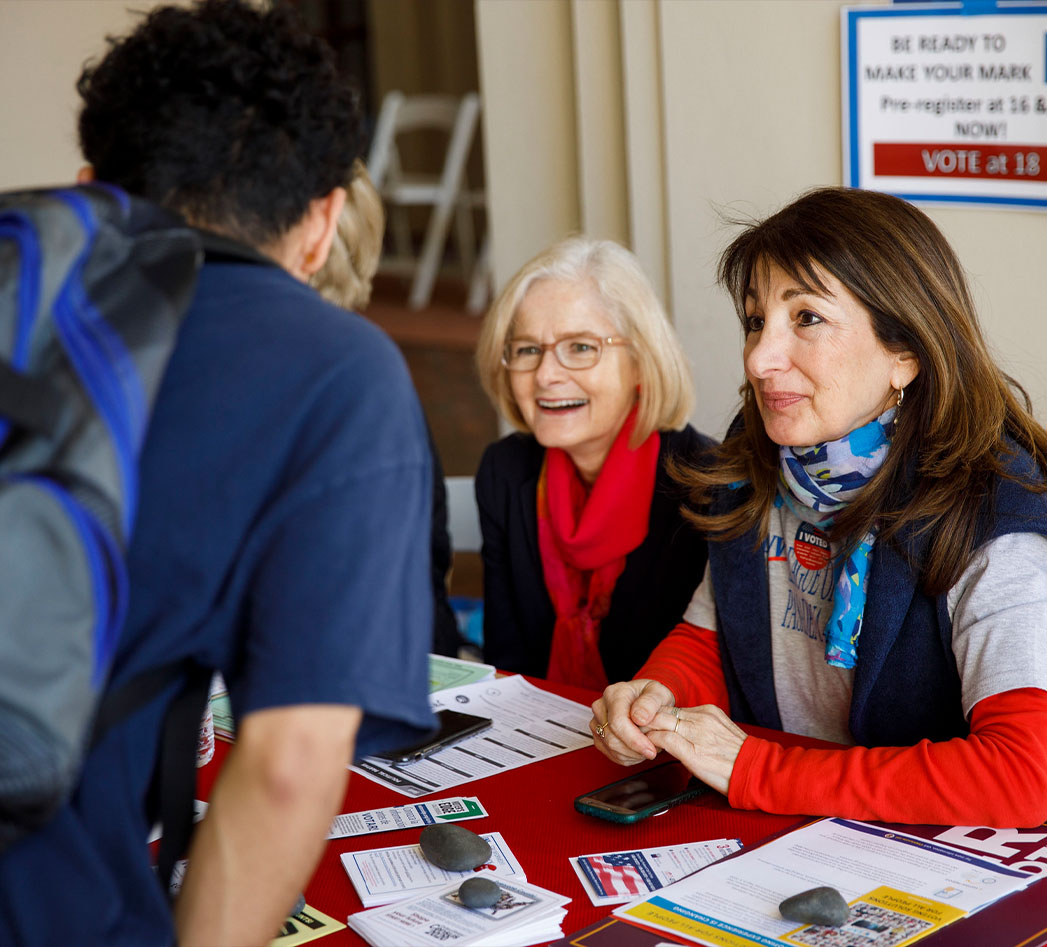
[638,621,1047,827]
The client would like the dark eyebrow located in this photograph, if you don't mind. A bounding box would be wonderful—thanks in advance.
[782,287,828,301]
[745,284,833,303]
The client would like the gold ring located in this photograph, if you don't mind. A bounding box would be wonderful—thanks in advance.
[594,719,608,739]
[673,715,681,733]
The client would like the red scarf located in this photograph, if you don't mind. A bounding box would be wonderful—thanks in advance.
[538,408,660,689]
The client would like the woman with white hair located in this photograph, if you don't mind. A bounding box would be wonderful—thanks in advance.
[474,236,713,688]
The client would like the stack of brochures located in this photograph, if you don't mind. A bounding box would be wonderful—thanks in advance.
[341,831,526,907]
[347,877,570,947]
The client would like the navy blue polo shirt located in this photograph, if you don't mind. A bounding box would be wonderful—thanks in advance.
[0,259,435,945]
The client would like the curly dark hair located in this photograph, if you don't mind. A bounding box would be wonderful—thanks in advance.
[77,0,362,246]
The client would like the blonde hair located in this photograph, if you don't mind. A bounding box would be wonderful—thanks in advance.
[312,159,384,310]
[475,236,694,446]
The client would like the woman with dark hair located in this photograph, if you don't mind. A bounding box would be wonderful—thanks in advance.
[592,187,1047,828]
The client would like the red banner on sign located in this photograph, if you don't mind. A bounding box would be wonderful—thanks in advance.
[874,143,1044,181]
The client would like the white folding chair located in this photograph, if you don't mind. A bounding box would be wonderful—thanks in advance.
[443,475,482,554]
[367,91,487,310]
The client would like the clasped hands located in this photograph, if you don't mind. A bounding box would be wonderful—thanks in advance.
[590,679,748,797]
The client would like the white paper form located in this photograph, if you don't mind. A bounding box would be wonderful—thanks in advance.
[614,818,1036,947]
[327,797,487,839]
[341,831,524,906]
[570,839,742,906]
[351,675,593,797]
[347,876,570,947]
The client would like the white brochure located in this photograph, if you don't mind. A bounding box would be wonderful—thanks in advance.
[352,675,593,797]
[570,838,743,906]
[340,831,525,907]
[327,796,487,839]
[347,876,570,947]
[614,817,1037,947]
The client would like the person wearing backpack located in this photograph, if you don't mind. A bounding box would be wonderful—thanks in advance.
[0,2,435,945]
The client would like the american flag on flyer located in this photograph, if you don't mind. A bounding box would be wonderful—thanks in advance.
[579,852,652,898]
[573,840,742,907]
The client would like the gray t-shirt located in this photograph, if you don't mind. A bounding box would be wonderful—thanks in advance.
[683,502,1047,744]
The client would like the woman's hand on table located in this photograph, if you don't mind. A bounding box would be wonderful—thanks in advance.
[646,704,748,796]
[591,682,748,796]
[590,679,676,764]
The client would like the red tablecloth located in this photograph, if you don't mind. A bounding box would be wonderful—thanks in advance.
[197,676,1047,947]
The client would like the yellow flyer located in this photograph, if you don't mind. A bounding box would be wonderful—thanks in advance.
[780,886,965,947]
[269,904,345,946]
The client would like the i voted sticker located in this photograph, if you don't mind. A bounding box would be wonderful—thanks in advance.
[794,522,830,571]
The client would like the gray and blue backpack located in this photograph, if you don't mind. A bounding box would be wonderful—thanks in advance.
[0,184,202,860]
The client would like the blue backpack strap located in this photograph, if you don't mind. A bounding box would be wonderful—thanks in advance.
[153,663,214,894]
[90,657,212,895]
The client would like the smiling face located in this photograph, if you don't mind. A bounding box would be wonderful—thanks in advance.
[742,260,919,447]
[508,278,639,482]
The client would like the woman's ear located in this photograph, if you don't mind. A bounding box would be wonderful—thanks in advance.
[299,187,347,278]
[76,165,95,184]
[892,352,920,391]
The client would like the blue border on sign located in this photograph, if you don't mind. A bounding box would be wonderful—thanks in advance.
[844,1,1047,208]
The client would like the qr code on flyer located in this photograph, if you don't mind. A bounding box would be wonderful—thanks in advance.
[437,800,466,814]
[786,901,932,947]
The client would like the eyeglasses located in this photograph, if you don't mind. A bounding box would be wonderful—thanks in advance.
[501,335,630,372]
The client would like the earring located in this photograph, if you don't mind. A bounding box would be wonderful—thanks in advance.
[893,386,904,427]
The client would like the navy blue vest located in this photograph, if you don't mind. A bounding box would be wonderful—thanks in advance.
[708,442,1047,747]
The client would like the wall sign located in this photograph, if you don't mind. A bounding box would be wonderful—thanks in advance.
[843,1,1047,208]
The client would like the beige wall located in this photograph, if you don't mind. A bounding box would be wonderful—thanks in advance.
[477,0,1047,437]
[0,1,174,190]
[475,0,662,298]
[475,0,582,288]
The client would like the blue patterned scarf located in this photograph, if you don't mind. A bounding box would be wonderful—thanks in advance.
[778,410,894,668]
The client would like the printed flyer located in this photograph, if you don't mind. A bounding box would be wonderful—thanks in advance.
[614,818,1035,947]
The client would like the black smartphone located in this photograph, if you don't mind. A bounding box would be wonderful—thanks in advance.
[574,761,707,824]
[372,709,493,764]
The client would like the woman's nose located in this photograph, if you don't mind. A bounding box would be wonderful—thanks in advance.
[533,347,566,384]
[744,323,791,378]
